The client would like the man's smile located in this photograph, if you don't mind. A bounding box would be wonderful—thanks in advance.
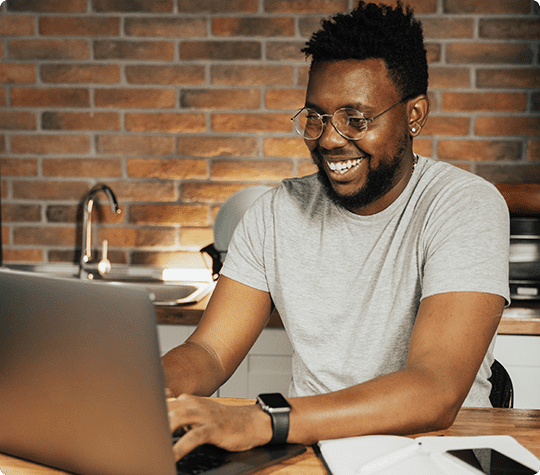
[327,158,364,175]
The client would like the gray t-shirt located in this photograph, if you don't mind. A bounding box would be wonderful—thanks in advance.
[221,155,510,407]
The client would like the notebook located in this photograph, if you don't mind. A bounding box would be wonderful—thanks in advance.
[0,268,305,475]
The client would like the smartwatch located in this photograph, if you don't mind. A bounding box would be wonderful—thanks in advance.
[256,393,291,445]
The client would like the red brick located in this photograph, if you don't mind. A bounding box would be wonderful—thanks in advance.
[93,0,173,13]
[107,181,177,202]
[41,64,121,84]
[211,65,293,85]
[0,158,38,176]
[0,111,37,130]
[8,40,90,60]
[13,180,89,200]
[2,203,41,222]
[8,0,86,12]
[180,41,261,60]
[366,0,438,13]
[11,87,90,107]
[96,135,175,155]
[130,204,209,226]
[444,0,530,14]
[480,19,540,40]
[266,41,305,61]
[263,138,310,158]
[265,88,305,110]
[0,15,35,35]
[126,65,205,85]
[94,40,175,61]
[178,0,258,13]
[3,249,44,263]
[98,227,176,248]
[419,116,470,136]
[212,113,293,133]
[438,140,522,161]
[181,182,248,203]
[0,88,5,106]
[476,164,540,184]
[180,228,214,250]
[447,43,532,64]
[211,159,293,181]
[127,158,207,179]
[428,67,471,89]
[181,89,260,109]
[264,0,347,14]
[212,17,295,36]
[13,226,77,246]
[125,18,207,37]
[475,117,540,137]
[11,135,90,155]
[125,113,206,133]
[421,18,474,39]
[527,141,540,162]
[42,112,120,131]
[477,68,540,89]
[46,205,82,223]
[298,160,318,177]
[0,64,36,83]
[94,88,175,108]
[39,16,120,36]
[441,93,527,112]
[176,136,259,157]
[42,158,123,177]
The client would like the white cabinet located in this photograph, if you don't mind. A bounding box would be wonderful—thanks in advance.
[494,334,540,409]
[157,325,293,398]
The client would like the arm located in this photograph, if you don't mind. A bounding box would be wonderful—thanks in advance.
[162,275,274,397]
[167,289,504,459]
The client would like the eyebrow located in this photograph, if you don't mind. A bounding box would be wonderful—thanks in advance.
[304,101,377,115]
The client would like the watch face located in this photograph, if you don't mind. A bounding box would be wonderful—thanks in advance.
[258,393,291,409]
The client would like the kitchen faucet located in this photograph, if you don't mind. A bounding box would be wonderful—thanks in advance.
[79,184,121,279]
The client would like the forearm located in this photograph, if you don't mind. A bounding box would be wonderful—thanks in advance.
[162,340,227,397]
[286,366,462,445]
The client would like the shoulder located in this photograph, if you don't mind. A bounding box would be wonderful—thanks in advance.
[415,157,508,216]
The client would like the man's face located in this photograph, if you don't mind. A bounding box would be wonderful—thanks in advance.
[304,59,415,215]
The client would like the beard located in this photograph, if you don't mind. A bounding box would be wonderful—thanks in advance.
[314,138,408,213]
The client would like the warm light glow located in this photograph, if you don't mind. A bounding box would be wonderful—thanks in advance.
[161,268,212,282]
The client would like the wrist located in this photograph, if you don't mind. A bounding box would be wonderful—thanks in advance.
[256,393,291,444]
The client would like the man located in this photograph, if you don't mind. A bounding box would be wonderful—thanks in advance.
[163,1,509,461]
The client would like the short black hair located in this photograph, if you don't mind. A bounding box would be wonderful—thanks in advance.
[302,1,428,99]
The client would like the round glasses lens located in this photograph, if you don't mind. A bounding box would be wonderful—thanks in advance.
[334,109,368,139]
[293,109,323,139]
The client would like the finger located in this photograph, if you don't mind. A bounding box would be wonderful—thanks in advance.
[171,426,211,461]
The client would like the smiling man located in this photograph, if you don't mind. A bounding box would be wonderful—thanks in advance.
[163,1,510,461]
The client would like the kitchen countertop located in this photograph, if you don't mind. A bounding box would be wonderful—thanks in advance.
[155,295,540,336]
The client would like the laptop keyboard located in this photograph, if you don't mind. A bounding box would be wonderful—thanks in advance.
[175,444,231,475]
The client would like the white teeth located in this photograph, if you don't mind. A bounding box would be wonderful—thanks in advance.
[327,159,361,174]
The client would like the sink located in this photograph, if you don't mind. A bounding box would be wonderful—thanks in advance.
[4,264,214,306]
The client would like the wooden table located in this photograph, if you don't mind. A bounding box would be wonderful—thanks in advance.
[1,406,539,475]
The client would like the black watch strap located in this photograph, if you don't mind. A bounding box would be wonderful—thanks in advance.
[268,410,289,445]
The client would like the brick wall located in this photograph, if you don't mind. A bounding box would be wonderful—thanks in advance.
[1,0,539,267]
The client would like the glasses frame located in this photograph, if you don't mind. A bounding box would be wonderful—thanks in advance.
[291,96,411,141]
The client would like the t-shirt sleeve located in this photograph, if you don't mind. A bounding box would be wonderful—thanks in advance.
[420,179,510,305]
[220,192,272,293]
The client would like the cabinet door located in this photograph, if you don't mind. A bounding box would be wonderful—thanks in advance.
[494,335,540,409]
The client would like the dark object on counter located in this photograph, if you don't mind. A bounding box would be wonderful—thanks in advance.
[488,359,514,408]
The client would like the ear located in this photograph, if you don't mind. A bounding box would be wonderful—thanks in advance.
[407,95,430,138]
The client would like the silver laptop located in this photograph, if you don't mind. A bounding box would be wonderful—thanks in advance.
[0,268,304,475]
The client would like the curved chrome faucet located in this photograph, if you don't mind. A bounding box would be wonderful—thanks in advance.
[80,184,121,278]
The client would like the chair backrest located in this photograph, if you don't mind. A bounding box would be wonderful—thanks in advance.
[488,359,514,408]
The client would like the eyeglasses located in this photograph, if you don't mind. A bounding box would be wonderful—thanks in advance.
[291,96,410,141]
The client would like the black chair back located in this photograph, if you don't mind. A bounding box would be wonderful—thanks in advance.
[489,359,514,408]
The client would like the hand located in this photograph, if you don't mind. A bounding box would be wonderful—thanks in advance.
[167,394,272,461]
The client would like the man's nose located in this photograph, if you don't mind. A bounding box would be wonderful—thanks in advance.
[317,118,349,149]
